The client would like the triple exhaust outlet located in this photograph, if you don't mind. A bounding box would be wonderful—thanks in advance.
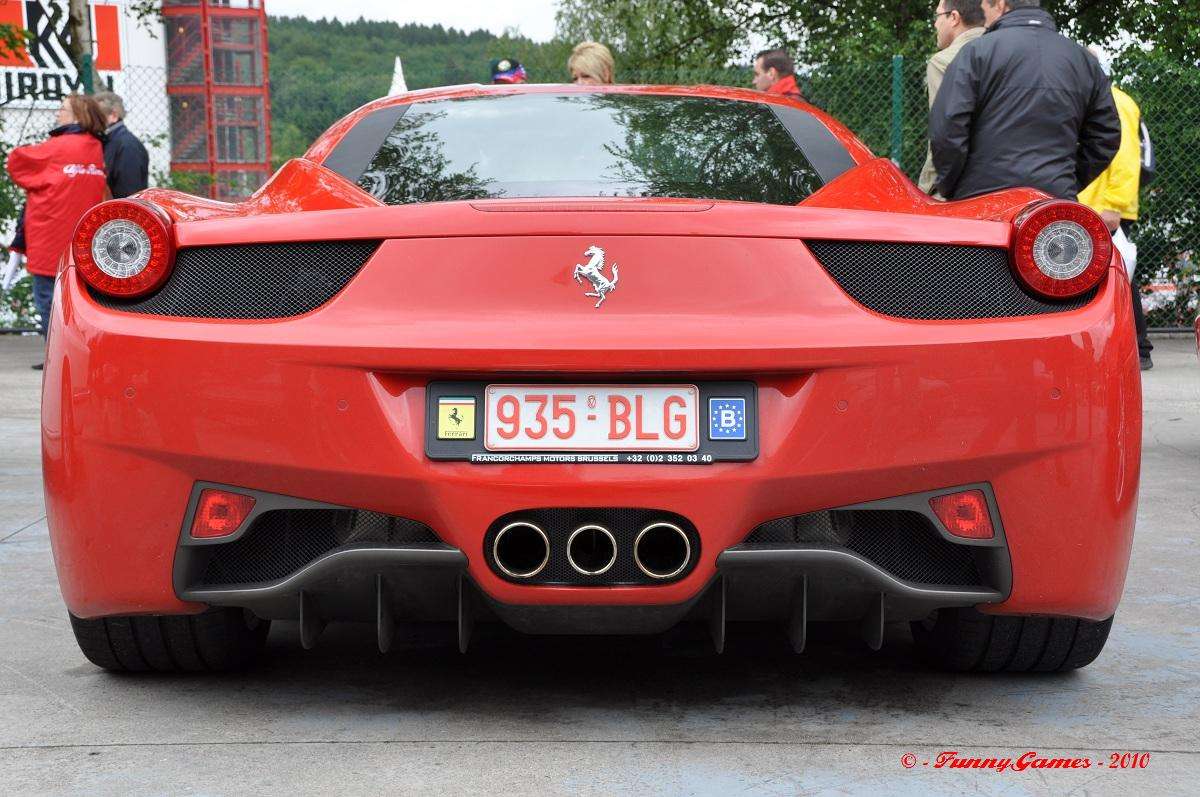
[492,520,691,580]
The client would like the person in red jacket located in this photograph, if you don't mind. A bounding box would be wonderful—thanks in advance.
[752,48,805,102]
[6,93,108,368]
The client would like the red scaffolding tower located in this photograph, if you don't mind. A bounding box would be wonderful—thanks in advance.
[164,0,272,200]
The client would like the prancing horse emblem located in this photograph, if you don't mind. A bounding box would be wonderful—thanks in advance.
[572,245,619,308]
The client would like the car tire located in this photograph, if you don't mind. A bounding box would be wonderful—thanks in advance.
[69,608,270,672]
[911,607,1113,673]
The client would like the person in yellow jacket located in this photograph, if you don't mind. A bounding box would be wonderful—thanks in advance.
[1078,76,1151,369]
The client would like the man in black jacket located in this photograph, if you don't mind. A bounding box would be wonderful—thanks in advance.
[93,92,150,199]
[929,0,1120,200]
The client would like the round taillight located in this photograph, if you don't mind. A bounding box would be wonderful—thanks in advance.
[1010,200,1112,300]
[71,200,175,298]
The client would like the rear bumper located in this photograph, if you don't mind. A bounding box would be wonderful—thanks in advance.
[171,482,1007,642]
[179,544,1005,652]
[43,263,1140,623]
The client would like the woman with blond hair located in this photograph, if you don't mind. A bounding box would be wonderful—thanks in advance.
[568,41,615,85]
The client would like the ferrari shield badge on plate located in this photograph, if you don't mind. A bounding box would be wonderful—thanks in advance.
[437,397,476,440]
[572,245,619,307]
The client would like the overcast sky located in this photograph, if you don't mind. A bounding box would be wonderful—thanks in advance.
[267,0,559,42]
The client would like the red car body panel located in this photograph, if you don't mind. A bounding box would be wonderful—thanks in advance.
[43,84,1141,626]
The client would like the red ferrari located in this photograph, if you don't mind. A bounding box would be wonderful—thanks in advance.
[44,84,1140,673]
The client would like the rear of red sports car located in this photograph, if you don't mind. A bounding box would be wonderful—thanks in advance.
[44,85,1140,673]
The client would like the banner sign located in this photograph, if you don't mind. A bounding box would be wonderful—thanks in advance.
[0,0,122,106]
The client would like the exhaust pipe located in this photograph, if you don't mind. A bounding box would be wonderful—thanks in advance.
[634,522,691,580]
[493,521,549,579]
[567,524,617,576]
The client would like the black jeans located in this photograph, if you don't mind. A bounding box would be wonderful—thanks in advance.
[1121,220,1153,359]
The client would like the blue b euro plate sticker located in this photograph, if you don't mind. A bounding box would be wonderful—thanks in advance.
[708,397,747,441]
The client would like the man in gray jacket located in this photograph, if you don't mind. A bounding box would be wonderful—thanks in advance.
[930,0,1120,200]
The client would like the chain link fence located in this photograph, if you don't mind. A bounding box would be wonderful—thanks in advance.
[3,53,1196,331]
[0,65,171,173]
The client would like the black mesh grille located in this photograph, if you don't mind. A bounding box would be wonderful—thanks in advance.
[194,508,440,588]
[805,240,1095,320]
[485,508,699,586]
[92,240,381,319]
[743,509,983,586]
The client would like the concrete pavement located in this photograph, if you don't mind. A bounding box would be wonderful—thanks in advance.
[1,334,1197,795]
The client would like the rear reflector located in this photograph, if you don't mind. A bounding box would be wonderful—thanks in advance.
[190,489,256,539]
[929,490,995,540]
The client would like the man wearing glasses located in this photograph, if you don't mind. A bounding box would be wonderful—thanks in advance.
[919,1,985,194]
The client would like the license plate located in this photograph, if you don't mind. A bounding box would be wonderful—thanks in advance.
[484,384,699,452]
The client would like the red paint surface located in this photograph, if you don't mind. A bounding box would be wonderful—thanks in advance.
[44,85,1141,623]
[0,2,33,67]
[92,5,122,71]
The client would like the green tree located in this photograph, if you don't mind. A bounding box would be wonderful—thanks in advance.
[267,16,573,166]
[555,0,751,71]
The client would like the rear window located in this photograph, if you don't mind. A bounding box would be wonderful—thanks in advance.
[356,93,825,206]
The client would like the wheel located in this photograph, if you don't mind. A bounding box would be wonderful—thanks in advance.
[911,607,1113,673]
[69,608,270,672]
